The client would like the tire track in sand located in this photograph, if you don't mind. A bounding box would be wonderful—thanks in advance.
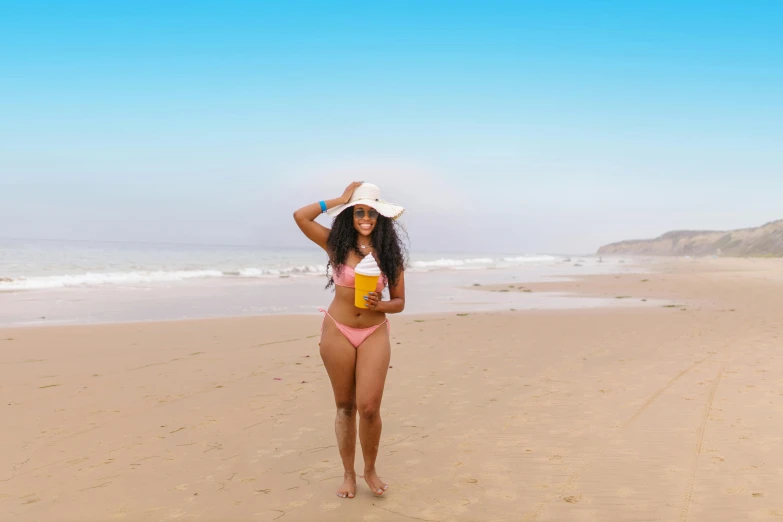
[678,359,726,522]
[523,353,715,522]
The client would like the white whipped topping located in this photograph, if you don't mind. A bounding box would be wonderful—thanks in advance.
[355,254,381,277]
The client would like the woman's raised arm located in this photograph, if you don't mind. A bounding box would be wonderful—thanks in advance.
[293,181,362,251]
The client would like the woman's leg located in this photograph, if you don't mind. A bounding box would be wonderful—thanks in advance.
[355,323,391,495]
[319,317,359,498]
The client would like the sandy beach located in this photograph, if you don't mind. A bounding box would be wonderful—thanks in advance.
[2,257,783,521]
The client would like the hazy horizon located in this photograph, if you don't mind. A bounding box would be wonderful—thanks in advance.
[2,1,781,254]
[2,214,782,257]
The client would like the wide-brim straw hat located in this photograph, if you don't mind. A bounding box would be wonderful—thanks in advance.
[326,183,405,220]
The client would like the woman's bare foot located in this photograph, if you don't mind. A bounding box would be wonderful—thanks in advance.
[336,472,356,499]
[362,468,389,496]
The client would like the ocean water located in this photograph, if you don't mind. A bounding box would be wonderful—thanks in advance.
[0,239,643,326]
[0,239,564,290]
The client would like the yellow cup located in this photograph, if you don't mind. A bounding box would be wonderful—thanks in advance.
[354,273,380,308]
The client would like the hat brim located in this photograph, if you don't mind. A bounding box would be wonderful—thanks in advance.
[326,198,405,220]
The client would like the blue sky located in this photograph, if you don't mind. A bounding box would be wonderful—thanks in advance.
[1,1,781,253]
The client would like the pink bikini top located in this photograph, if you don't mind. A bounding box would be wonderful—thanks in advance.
[333,265,388,292]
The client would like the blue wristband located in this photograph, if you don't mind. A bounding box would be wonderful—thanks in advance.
[319,200,327,213]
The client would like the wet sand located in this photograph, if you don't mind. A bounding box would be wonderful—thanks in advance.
[2,258,782,521]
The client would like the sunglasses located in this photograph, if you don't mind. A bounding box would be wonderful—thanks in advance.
[354,208,379,219]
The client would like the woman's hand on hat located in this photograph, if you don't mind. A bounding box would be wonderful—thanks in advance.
[364,291,381,311]
[340,181,363,204]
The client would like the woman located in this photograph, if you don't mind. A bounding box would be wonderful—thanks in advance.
[293,181,407,498]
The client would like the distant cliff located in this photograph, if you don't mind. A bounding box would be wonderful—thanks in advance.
[597,219,783,257]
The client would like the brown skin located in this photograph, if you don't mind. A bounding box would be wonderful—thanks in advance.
[293,182,406,498]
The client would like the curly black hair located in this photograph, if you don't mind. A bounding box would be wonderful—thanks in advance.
[325,210,408,290]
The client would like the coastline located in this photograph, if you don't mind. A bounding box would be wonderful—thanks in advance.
[0,256,642,328]
[3,258,783,521]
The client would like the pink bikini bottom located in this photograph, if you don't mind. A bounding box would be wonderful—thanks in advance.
[319,309,390,349]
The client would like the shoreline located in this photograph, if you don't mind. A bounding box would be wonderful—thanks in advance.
[0,257,646,328]
[6,256,776,333]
